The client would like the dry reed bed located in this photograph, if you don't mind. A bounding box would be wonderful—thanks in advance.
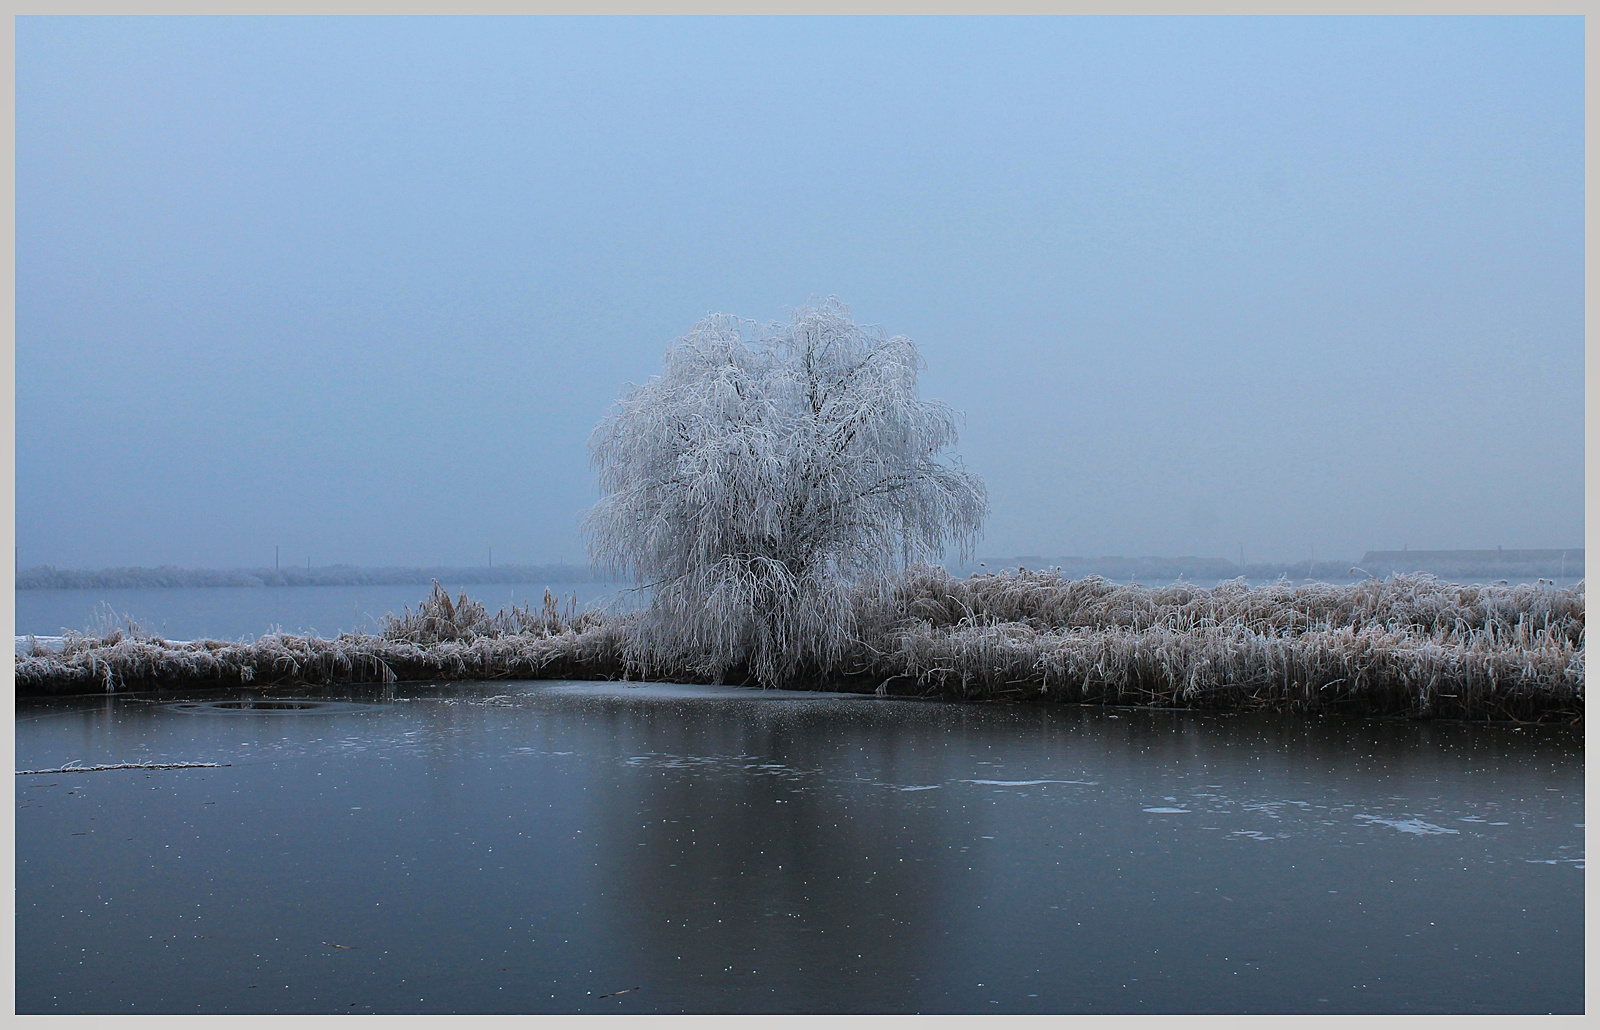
[846,570,1582,720]
[15,586,625,694]
[862,567,1583,641]
[15,573,1584,721]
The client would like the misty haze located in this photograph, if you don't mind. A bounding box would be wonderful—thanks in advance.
[14,16,1583,1017]
[17,17,1581,572]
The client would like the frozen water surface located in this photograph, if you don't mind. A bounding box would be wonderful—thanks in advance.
[15,681,1583,1014]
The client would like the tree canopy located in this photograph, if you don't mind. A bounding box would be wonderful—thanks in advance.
[586,299,987,685]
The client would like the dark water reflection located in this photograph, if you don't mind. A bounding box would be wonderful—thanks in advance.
[15,682,1583,1014]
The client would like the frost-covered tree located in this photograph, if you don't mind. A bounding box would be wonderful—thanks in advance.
[586,299,987,685]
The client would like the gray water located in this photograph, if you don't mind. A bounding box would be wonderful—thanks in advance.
[15,682,1583,1014]
[14,582,632,643]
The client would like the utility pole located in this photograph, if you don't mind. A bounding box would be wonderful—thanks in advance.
[488,547,493,568]
[275,546,279,572]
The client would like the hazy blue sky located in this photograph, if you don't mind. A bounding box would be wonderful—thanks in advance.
[17,16,1583,569]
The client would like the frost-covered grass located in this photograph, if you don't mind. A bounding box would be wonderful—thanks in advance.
[842,568,1583,721]
[15,585,625,695]
[15,571,1583,722]
[381,582,605,643]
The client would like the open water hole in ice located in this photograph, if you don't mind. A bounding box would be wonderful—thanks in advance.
[14,683,1583,1014]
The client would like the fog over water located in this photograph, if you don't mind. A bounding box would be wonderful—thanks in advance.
[17,17,1582,571]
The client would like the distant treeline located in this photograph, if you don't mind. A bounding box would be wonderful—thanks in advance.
[978,550,1583,584]
[19,549,1584,591]
[979,556,1365,583]
[16,564,602,590]
[1358,549,1582,581]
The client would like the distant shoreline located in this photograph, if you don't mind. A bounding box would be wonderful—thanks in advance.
[15,564,604,590]
[18,549,1584,592]
[967,549,1584,586]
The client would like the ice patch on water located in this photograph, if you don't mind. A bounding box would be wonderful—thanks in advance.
[1524,842,1585,869]
[546,681,863,701]
[1355,815,1459,836]
[1143,807,1190,814]
[1240,800,1311,820]
[898,785,941,791]
[961,779,1097,787]
[622,752,817,780]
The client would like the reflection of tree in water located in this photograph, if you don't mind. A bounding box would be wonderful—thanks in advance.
[577,695,971,1013]
[553,693,1585,1012]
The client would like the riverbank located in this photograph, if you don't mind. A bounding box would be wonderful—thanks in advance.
[15,570,1583,722]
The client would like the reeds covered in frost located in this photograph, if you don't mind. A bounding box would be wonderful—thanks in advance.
[858,565,1584,642]
[844,567,1583,721]
[16,588,626,695]
[381,582,602,643]
[15,568,1583,722]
